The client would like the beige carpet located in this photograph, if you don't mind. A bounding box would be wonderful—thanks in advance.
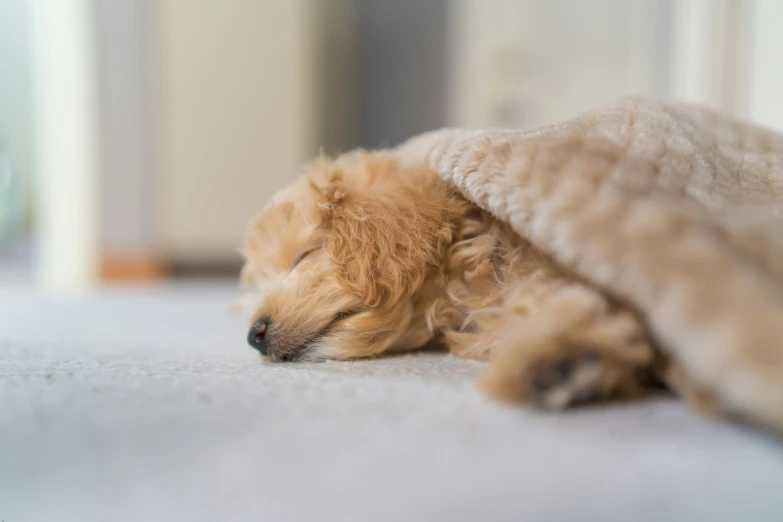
[2,282,782,521]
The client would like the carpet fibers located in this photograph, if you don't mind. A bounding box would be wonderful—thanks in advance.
[2,282,782,521]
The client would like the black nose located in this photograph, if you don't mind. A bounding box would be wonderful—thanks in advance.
[248,318,271,355]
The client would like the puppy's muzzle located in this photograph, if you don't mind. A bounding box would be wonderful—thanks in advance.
[248,317,271,355]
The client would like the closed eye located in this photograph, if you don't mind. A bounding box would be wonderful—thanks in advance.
[292,245,321,268]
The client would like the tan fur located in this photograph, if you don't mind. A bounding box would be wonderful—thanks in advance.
[241,149,659,408]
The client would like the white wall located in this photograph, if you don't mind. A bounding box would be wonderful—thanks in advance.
[30,0,100,292]
[746,0,783,132]
[668,0,783,130]
[95,0,155,255]
[669,0,754,113]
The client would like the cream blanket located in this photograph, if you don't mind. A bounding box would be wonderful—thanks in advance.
[397,98,783,431]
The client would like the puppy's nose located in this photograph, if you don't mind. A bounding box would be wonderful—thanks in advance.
[248,318,271,355]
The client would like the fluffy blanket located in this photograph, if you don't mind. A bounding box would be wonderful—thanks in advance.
[397,98,783,431]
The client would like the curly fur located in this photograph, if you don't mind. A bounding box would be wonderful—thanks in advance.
[241,149,661,409]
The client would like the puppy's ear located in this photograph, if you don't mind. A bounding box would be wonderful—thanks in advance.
[325,159,460,308]
[308,155,347,209]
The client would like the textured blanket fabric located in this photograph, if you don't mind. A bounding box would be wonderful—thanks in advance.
[2,284,783,522]
[397,98,783,431]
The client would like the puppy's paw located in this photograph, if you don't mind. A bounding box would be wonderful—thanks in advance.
[526,344,606,409]
[478,312,654,409]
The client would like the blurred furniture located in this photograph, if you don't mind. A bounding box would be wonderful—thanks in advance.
[22,0,783,287]
[448,0,783,134]
[449,0,666,129]
[77,0,783,281]
[94,0,357,277]
[152,0,319,268]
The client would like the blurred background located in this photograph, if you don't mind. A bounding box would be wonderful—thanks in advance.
[1,0,781,293]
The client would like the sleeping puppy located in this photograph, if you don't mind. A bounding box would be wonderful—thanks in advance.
[240,150,664,409]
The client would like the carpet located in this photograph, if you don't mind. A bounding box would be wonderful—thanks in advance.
[2,282,782,521]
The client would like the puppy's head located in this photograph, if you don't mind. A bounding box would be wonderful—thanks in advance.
[240,150,464,361]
